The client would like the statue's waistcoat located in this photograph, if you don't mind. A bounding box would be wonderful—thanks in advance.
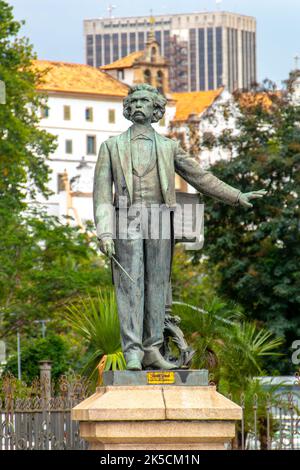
[131,139,164,206]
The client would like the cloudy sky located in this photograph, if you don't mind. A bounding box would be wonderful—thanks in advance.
[7,0,300,86]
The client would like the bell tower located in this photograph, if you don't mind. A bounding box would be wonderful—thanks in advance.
[133,15,169,94]
[100,15,170,95]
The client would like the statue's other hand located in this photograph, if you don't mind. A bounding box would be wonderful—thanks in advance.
[239,189,267,208]
[98,237,115,258]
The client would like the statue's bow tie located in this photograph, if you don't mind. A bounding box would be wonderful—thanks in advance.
[131,134,153,141]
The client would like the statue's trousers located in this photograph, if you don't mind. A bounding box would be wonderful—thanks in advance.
[112,206,172,363]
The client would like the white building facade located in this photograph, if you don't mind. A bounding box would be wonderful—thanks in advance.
[34,60,176,227]
[39,93,128,224]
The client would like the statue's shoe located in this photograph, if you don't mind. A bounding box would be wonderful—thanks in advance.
[143,350,178,370]
[145,358,178,370]
[126,358,142,371]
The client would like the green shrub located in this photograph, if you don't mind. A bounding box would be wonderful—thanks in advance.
[3,332,73,383]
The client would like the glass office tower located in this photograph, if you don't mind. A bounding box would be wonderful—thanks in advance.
[84,11,256,92]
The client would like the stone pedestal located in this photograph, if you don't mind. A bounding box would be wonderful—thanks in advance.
[72,371,242,450]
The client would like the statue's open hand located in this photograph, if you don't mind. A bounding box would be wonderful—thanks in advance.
[98,237,115,258]
[239,189,267,208]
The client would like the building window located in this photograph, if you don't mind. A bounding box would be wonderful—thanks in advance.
[163,30,171,57]
[64,105,71,120]
[207,28,214,90]
[228,28,232,91]
[156,70,164,94]
[144,69,151,85]
[108,109,116,123]
[198,28,206,90]
[41,105,49,119]
[57,173,66,193]
[155,31,161,48]
[112,33,119,61]
[151,46,157,63]
[138,31,145,50]
[65,139,73,154]
[216,27,223,87]
[85,107,93,122]
[227,27,239,91]
[251,32,257,85]
[87,135,96,155]
[117,69,125,80]
[129,32,136,53]
[96,34,102,67]
[104,34,111,65]
[234,29,238,89]
[189,29,197,91]
[86,34,94,66]
[121,32,127,57]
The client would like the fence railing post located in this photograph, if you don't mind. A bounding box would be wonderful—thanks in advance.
[39,360,52,402]
[39,360,52,450]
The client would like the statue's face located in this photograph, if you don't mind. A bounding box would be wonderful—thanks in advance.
[129,90,154,124]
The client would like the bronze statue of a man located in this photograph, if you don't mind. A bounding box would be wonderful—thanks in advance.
[93,84,266,371]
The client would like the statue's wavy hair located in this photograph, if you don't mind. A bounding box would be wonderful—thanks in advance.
[123,84,167,123]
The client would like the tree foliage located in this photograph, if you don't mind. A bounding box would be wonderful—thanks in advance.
[0,0,56,211]
[198,80,300,367]
[3,332,73,383]
[0,2,112,355]
[0,207,111,342]
[171,245,220,304]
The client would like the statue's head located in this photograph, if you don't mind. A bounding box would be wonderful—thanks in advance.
[123,84,167,124]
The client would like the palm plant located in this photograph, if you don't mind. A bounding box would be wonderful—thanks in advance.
[219,322,283,396]
[172,297,244,381]
[172,297,283,390]
[65,288,126,384]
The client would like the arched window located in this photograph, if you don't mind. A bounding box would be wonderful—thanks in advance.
[156,70,164,93]
[144,69,152,84]
[151,46,157,63]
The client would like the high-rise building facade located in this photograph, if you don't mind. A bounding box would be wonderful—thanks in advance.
[84,11,257,92]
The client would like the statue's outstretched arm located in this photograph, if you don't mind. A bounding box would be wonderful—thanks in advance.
[174,142,266,207]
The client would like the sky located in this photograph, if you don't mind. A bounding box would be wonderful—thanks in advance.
[6,0,300,86]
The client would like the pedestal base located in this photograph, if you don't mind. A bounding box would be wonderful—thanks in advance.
[72,373,242,451]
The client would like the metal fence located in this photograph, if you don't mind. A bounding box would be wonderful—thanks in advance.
[227,392,300,450]
[1,370,299,450]
[0,372,90,450]
[224,373,300,450]
[0,397,87,450]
